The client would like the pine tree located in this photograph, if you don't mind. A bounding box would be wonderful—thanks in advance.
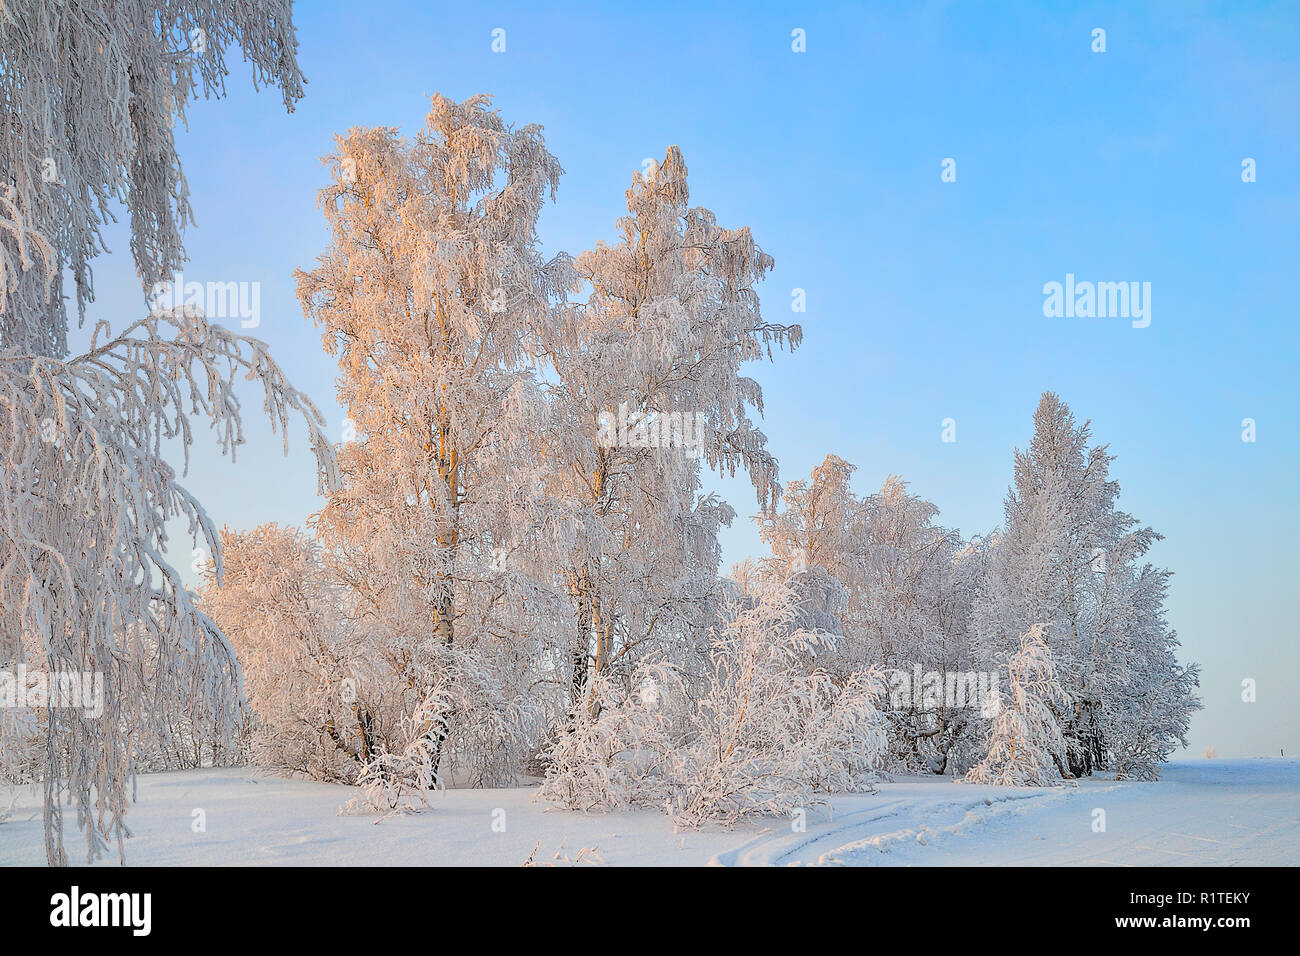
[972,392,1199,778]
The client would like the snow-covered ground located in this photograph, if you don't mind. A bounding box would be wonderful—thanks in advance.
[3,758,1296,866]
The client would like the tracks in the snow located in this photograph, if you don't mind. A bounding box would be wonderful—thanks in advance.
[709,787,1084,866]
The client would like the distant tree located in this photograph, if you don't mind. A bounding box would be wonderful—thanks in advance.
[757,454,858,576]
[198,524,360,781]
[760,456,980,772]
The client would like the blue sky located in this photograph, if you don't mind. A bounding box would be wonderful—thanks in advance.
[77,1,1298,758]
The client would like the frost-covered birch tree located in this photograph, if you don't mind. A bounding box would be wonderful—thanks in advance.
[1,305,335,865]
[537,146,801,718]
[759,459,969,673]
[0,1,334,865]
[757,454,859,580]
[0,0,305,356]
[196,524,358,780]
[295,94,569,788]
[759,456,982,772]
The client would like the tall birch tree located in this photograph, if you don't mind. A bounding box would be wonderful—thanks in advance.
[538,146,801,715]
[295,94,568,779]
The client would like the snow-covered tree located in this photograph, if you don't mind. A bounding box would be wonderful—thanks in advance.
[666,576,889,826]
[1105,566,1201,780]
[532,660,684,814]
[853,477,968,667]
[0,694,43,799]
[757,454,859,577]
[1,311,335,864]
[295,94,568,785]
[760,461,968,671]
[197,524,358,780]
[201,521,551,802]
[971,393,1200,778]
[759,456,982,772]
[0,2,329,865]
[537,146,800,719]
[343,692,450,815]
[0,0,304,356]
[965,625,1068,787]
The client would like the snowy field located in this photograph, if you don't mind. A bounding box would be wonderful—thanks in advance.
[3,758,1295,866]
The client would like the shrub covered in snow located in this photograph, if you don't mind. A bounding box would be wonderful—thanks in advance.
[965,626,1068,787]
[541,578,890,827]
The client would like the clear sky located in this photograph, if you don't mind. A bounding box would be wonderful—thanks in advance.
[74,1,1298,759]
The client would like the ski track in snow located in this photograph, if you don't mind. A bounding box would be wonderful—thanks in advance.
[2,758,1295,866]
[711,789,1078,866]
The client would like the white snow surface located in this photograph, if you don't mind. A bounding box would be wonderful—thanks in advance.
[2,758,1295,866]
